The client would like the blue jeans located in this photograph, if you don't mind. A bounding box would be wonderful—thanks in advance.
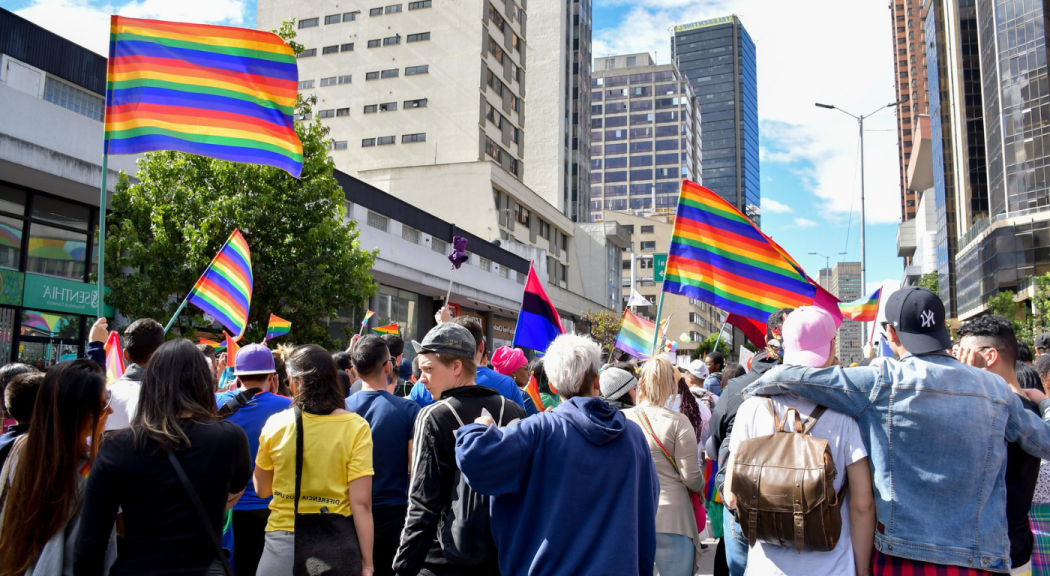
[654,533,694,576]
[723,509,748,576]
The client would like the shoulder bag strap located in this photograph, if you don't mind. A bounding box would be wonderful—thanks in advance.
[294,406,304,516]
[637,408,682,477]
[800,405,828,434]
[167,450,234,576]
[498,396,506,425]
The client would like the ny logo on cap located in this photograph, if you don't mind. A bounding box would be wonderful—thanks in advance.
[920,310,935,328]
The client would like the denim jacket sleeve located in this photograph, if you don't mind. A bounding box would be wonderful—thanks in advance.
[1005,395,1050,460]
[744,364,882,420]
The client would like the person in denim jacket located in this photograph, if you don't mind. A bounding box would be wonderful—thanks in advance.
[746,287,1050,575]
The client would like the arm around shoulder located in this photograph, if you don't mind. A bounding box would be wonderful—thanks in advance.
[746,365,879,420]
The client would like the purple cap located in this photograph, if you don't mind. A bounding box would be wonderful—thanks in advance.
[234,344,276,376]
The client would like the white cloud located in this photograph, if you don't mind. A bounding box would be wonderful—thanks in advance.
[593,0,903,225]
[794,218,818,229]
[762,198,792,214]
[15,0,250,56]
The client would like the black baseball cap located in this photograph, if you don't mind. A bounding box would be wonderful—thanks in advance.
[411,323,476,359]
[884,286,951,355]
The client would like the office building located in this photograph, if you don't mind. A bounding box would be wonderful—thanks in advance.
[672,15,760,224]
[891,0,930,223]
[817,268,832,292]
[523,0,592,222]
[829,262,863,365]
[588,53,701,218]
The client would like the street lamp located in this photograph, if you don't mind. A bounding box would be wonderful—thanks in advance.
[814,100,903,294]
[809,251,847,271]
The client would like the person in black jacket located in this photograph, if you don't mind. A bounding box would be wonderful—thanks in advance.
[394,323,525,576]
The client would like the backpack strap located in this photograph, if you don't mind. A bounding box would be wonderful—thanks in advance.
[497,396,506,426]
[762,397,784,432]
[800,406,828,434]
[439,399,466,427]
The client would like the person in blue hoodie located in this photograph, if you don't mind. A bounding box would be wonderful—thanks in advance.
[454,333,659,576]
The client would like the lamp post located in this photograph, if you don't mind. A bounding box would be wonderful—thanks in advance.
[808,251,847,272]
[814,100,903,294]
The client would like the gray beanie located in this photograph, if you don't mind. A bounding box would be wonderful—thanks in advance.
[599,367,638,400]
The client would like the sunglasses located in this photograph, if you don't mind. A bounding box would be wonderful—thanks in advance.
[103,389,112,411]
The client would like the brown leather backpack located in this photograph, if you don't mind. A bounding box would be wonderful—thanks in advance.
[731,397,845,553]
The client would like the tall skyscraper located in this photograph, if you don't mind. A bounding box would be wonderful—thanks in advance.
[830,262,863,365]
[891,0,930,223]
[588,53,701,216]
[523,0,592,222]
[672,15,760,224]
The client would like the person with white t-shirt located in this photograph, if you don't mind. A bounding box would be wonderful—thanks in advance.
[724,306,876,576]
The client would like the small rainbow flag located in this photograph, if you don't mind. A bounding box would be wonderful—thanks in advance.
[525,374,545,413]
[373,323,399,335]
[187,229,253,341]
[839,288,881,322]
[265,314,291,341]
[199,337,226,351]
[360,310,375,328]
[615,310,659,360]
[224,331,239,368]
[104,16,303,177]
[104,331,125,383]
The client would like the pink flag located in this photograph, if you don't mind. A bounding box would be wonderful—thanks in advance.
[104,331,125,383]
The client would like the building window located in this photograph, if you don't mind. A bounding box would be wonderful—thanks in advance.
[402,133,426,143]
[407,32,430,42]
[409,0,431,8]
[338,75,352,84]
[298,17,319,28]
[381,68,400,78]
[641,241,656,251]
[385,4,402,12]
[336,108,350,116]
[432,237,448,254]
[500,266,509,279]
[367,211,389,231]
[364,104,378,113]
[405,65,428,76]
[298,48,317,58]
[333,140,348,150]
[325,14,341,24]
[42,77,104,122]
[368,39,381,48]
[320,77,336,86]
[362,138,376,147]
[341,43,354,52]
[343,11,359,20]
[404,98,427,108]
[366,71,380,80]
[480,257,491,272]
[298,80,315,89]
[318,109,335,118]
[402,225,420,244]
[380,102,397,112]
[383,35,401,45]
[488,3,506,31]
[640,225,653,234]
[377,136,396,145]
[369,7,383,15]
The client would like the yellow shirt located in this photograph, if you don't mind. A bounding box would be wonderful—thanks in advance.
[256,409,374,532]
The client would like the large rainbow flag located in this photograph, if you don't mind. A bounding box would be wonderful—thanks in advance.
[663,180,839,325]
[615,310,658,360]
[187,229,253,340]
[104,16,303,177]
[839,288,881,322]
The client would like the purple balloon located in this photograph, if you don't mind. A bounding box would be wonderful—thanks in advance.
[448,236,469,269]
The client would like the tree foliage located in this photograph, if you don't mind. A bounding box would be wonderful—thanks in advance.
[580,308,622,359]
[917,272,939,294]
[102,21,376,347]
[694,332,731,360]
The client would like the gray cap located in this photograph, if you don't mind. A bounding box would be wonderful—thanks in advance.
[599,367,638,400]
[411,323,476,359]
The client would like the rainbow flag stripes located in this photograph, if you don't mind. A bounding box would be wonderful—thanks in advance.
[199,337,226,351]
[664,180,817,323]
[839,288,881,322]
[104,16,303,177]
[104,331,126,384]
[373,323,399,335]
[265,314,291,341]
[615,310,658,360]
[187,229,253,340]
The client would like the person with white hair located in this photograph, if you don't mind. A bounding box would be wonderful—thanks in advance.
[454,333,659,576]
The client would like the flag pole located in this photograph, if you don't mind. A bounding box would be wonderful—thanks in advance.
[163,297,190,334]
[650,180,685,357]
[162,230,237,334]
[97,155,108,318]
[711,319,728,355]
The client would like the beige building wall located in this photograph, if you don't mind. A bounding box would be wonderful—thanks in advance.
[830,261,863,365]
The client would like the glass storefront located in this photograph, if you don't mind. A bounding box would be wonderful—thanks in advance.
[376,285,419,360]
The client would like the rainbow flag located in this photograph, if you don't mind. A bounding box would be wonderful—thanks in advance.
[360,310,375,328]
[187,229,252,341]
[663,180,820,324]
[525,374,545,413]
[839,288,881,322]
[265,314,291,341]
[104,16,303,177]
[615,310,658,360]
[224,331,239,367]
[373,323,399,335]
[104,331,126,383]
[199,337,226,351]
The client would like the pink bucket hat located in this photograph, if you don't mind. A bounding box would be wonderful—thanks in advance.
[491,346,527,376]
[781,306,837,368]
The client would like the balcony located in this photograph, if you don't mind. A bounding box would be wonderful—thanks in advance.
[897,219,916,258]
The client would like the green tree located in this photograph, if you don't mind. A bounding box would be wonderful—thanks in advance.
[917,272,939,294]
[695,332,731,360]
[102,21,377,347]
[580,308,622,359]
[986,290,1019,320]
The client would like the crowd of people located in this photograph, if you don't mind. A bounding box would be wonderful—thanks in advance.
[5,286,1050,576]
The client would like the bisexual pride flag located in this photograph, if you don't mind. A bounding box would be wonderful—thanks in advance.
[512,262,565,353]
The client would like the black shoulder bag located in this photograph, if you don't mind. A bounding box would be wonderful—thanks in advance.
[293,406,362,576]
[167,451,234,576]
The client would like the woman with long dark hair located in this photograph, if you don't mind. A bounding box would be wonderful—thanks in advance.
[74,339,251,576]
[254,344,374,576]
[0,359,112,576]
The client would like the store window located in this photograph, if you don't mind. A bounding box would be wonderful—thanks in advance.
[27,223,88,280]
[376,285,419,358]
[18,309,82,368]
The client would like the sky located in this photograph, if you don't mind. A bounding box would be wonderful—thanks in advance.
[3,0,907,296]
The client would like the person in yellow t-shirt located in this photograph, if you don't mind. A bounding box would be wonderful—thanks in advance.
[254,344,375,576]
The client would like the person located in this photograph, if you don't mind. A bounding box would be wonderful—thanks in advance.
[198,344,217,380]
[411,355,421,384]
[681,359,709,390]
[599,365,639,410]
[710,308,794,576]
[254,344,374,576]
[346,336,420,576]
[746,286,1050,574]
[624,358,705,576]
[531,358,561,410]
[0,363,34,433]
[353,335,411,398]
[74,340,252,575]
[491,346,539,415]
[723,306,875,576]
[0,360,114,576]
[1036,354,1050,392]
[213,344,293,576]
[334,350,357,386]
[704,352,725,394]
[408,317,526,410]
[454,333,659,576]
[720,363,745,390]
[1022,340,1036,366]
[1037,333,1050,357]
[958,316,1041,576]
[1021,362,1045,391]
[394,323,526,576]
[271,344,294,397]
[105,318,165,431]
[0,371,43,470]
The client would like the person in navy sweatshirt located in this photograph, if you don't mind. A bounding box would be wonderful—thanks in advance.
[454,333,659,576]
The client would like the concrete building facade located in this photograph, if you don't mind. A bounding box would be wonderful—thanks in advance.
[829,262,863,365]
[588,53,701,219]
[672,15,760,224]
[891,0,930,223]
